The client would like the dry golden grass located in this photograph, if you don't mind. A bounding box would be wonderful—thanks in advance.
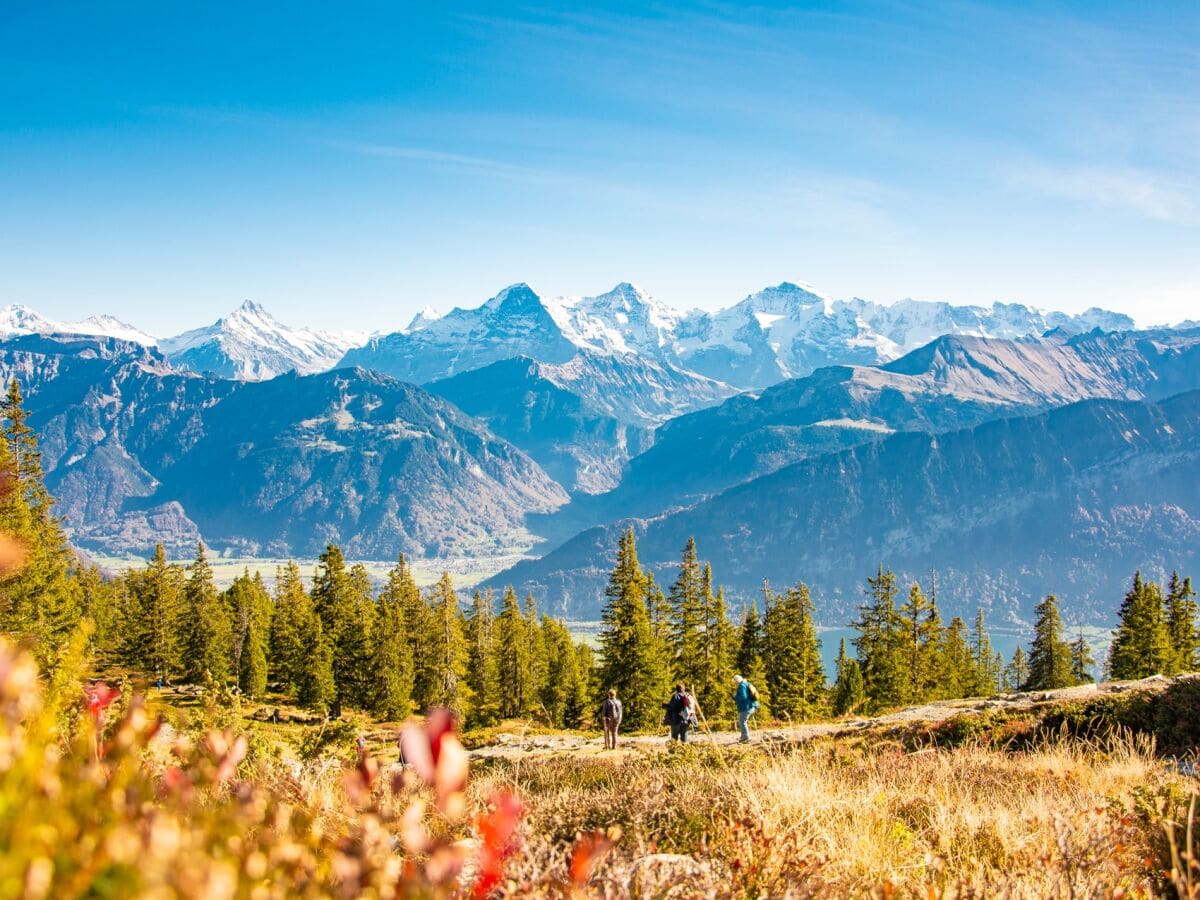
[472,734,1199,897]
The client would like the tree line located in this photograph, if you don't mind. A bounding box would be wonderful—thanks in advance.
[0,377,1195,730]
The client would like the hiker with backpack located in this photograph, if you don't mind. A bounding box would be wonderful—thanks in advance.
[663,683,692,743]
[601,689,623,749]
[734,674,760,743]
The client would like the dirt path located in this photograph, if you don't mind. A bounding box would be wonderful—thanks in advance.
[468,674,1187,760]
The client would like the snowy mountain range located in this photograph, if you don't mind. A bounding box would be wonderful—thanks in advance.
[2,282,1139,388]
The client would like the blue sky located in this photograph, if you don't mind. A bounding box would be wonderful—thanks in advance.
[1,1,1197,334]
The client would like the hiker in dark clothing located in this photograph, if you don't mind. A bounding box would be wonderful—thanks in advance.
[664,683,691,743]
[601,689,622,749]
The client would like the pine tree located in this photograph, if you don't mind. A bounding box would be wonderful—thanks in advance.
[1024,594,1075,690]
[831,638,866,716]
[380,556,430,711]
[895,582,940,704]
[425,572,471,719]
[941,617,976,699]
[270,561,334,711]
[564,643,596,729]
[123,544,185,681]
[370,585,415,721]
[701,579,736,722]
[495,586,531,718]
[597,527,667,729]
[524,594,548,716]
[0,380,82,657]
[540,616,579,727]
[225,570,271,698]
[853,566,902,710]
[1109,572,1173,679]
[1070,627,1096,684]
[968,608,998,696]
[464,589,500,727]
[668,538,706,691]
[181,544,232,685]
[762,582,824,720]
[311,546,375,713]
[735,602,771,719]
[1166,572,1197,673]
[1004,646,1029,692]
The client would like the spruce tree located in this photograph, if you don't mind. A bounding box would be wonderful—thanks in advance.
[311,546,375,712]
[735,602,771,719]
[895,582,940,704]
[701,580,736,722]
[225,570,271,698]
[495,586,531,718]
[969,608,998,696]
[941,617,976,699]
[1109,572,1173,679]
[524,594,548,715]
[668,538,706,692]
[831,638,866,716]
[380,556,430,711]
[1166,572,1197,673]
[464,589,500,727]
[425,572,471,718]
[763,582,824,720]
[181,544,232,685]
[127,544,185,681]
[270,561,334,711]
[1070,627,1096,684]
[597,527,667,729]
[1004,646,1029,692]
[565,643,596,729]
[853,566,902,710]
[540,616,579,727]
[370,585,415,721]
[1024,594,1074,691]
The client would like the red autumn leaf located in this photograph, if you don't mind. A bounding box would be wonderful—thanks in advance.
[84,681,120,728]
[569,830,617,885]
[473,791,524,898]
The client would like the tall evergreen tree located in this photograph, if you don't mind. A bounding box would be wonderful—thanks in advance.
[125,544,185,681]
[895,582,940,704]
[1024,594,1074,690]
[762,582,824,720]
[668,538,706,691]
[565,643,596,729]
[311,546,374,712]
[464,589,500,727]
[969,608,999,696]
[380,555,430,711]
[853,566,902,710]
[370,584,415,721]
[270,561,334,711]
[831,638,866,716]
[540,616,580,727]
[495,586,531,719]
[735,602,771,719]
[701,577,736,721]
[1004,646,1029,692]
[425,572,471,718]
[524,594,548,716]
[225,570,271,698]
[1109,572,1173,679]
[1070,627,1096,684]
[941,617,976,699]
[597,527,667,729]
[181,544,232,685]
[1166,572,1197,673]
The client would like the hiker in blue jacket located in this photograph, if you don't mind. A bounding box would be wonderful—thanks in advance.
[734,674,759,743]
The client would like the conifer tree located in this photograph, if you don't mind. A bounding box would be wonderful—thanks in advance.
[370,585,414,721]
[762,582,824,720]
[380,556,430,711]
[1069,627,1096,684]
[0,380,82,656]
[701,578,736,722]
[1166,572,1197,673]
[941,617,976,699]
[831,638,866,716]
[1024,594,1075,690]
[597,527,667,729]
[125,544,185,681]
[270,561,334,711]
[495,586,531,718]
[225,570,271,698]
[1109,572,1173,679]
[311,546,375,712]
[853,566,902,710]
[735,602,771,719]
[464,589,500,727]
[181,544,232,685]
[895,582,940,704]
[540,616,579,727]
[524,594,548,716]
[565,643,596,729]
[668,538,706,691]
[969,608,998,696]
[425,572,471,718]
[1004,646,1029,691]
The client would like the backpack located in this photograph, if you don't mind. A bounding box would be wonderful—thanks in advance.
[747,682,759,702]
[602,698,619,720]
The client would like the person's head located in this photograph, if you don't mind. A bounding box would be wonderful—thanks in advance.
[675,682,685,693]
[734,675,744,684]
[607,689,616,698]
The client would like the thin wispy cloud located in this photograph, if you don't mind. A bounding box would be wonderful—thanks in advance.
[1008,162,1199,224]
[340,142,549,180]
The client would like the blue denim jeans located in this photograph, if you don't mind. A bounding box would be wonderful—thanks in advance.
[738,708,753,741]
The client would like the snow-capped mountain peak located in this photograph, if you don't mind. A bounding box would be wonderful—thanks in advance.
[0,303,157,345]
[406,305,443,332]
